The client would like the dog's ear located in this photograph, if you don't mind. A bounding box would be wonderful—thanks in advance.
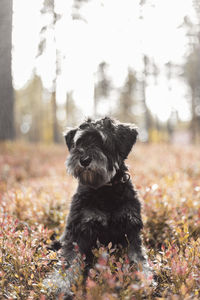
[63,128,77,150]
[116,123,138,159]
[103,117,113,129]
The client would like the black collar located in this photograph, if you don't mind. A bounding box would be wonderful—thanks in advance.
[105,172,130,187]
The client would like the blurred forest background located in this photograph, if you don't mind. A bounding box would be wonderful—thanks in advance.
[1,2,200,299]
[1,0,200,144]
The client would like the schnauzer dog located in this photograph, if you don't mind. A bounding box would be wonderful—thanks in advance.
[45,117,151,299]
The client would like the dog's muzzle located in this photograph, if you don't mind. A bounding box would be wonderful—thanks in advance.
[66,151,116,189]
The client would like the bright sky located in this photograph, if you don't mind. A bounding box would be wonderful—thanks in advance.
[12,0,196,121]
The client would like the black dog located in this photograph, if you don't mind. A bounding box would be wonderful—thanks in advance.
[45,117,151,299]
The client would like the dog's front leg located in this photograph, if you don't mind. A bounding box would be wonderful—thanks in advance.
[127,233,152,279]
[62,257,82,300]
[43,244,79,300]
[59,230,85,300]
[43,227,83,299]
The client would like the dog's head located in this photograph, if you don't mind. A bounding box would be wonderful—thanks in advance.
[64,117,138,189]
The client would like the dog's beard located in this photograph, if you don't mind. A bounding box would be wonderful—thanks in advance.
[78,168,106,189]
[66,156,116,189]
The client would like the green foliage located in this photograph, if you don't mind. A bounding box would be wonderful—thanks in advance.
[0,142,200,299]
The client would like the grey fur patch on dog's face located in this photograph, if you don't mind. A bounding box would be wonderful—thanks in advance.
[64,117,138,188]
[66,145,116,189]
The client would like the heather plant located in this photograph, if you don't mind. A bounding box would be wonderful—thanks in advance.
[83,244,154,300]
[0,142,200,299]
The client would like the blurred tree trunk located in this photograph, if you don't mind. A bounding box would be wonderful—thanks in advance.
[51,10,60,144]
[93,85,98,119]
[191,89,197,143]
[116,68,138,123]
[52,90,59,143]
[66,91,79,126]
[94,62,112,118]
[142,55,152,142]
[38,0,60,143]
[0,0,15,140]
[183,47,200,144]
[182,2,200,143]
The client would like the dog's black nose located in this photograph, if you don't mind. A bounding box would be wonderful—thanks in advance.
[80,156,92,167]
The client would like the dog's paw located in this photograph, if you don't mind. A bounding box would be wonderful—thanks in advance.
[47,240,62,251]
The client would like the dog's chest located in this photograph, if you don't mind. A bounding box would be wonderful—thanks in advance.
[81,210,125,245]
[78,188,129,224]
[70,187,138,246]
[80,198,129,245]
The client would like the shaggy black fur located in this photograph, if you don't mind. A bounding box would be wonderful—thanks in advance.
[46,117,151,299]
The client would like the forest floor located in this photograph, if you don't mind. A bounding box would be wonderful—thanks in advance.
[0,142,200,299]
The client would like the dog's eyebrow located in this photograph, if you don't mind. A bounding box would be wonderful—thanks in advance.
[74,128,106,145]
[74,130,84,144]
